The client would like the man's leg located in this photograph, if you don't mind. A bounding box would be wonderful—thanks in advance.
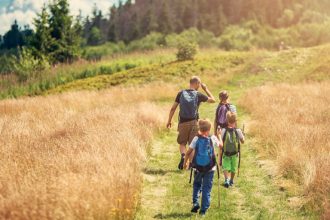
[201,171,214,213]
[177,122,190,170]
[178,144,186,170]
[188,120,199,165]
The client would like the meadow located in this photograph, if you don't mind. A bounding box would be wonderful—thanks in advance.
[0,84,176,219]
[0,44,329,219]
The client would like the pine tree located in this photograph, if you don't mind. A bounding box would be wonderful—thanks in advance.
[33,6,52,55]
[48,0,81,63]
[158,1,173,34]
[3,20,23,49]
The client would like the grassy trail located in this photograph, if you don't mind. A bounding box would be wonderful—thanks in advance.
[136,94,312,220]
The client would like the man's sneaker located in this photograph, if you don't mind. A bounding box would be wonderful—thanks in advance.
[229,179,234,186]
[191,203,200,213]
[178,154,185,170]
[224,179,230,188]
[199,210,206,216]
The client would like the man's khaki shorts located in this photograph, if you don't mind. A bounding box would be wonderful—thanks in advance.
[177,120,198,145]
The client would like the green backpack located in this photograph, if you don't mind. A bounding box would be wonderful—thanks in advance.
[223,128,240,156]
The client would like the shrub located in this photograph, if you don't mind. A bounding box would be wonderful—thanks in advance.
[176,42,198,61]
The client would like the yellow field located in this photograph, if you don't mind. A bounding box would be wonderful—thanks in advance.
[240,82,330,215]
[0,83,175,219]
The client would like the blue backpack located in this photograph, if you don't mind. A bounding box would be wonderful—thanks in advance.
[179,90,198,119]
[192,136,216,173]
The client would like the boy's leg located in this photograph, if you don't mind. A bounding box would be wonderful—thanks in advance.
[222,155,231,187]
[201,171,215,213]
[230,155,238,185]
[192,171,202,209]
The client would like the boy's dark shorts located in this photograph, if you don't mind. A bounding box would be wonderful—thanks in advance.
[177,120,198,145]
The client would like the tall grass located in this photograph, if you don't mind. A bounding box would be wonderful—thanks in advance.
[0,84,175,219]
[239,82,330,215]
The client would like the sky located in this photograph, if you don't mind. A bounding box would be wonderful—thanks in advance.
[0,0,121,35]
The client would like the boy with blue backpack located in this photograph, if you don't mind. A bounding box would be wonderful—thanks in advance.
[183,119,222,216]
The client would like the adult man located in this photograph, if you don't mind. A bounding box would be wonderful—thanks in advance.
[166,76,215,170]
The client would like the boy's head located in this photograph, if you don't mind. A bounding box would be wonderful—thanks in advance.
[226,111,237,125]
[199,119,212,134]
[219,91,229,103]
[190,76,201,90]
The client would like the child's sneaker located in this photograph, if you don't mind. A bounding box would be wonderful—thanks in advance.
[229,179,234,186]
[191,203,200,213]
[224,179,230,188]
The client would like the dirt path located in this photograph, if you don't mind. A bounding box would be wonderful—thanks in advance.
[135,101,315,219]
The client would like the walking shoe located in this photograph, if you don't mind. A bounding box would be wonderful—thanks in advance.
[224,179,230,188]
[191,203,200,213]
[199,210,206,216]
[178,154,185,170]
[229,179,234,186]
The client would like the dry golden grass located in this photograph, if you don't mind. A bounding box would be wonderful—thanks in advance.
[240,82,330,214]
[0,83,176,219]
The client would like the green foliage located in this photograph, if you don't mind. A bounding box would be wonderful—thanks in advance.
[87,27,103,46]
[217,25,254,51]
[12,48,50,82]
[176,42,198,61]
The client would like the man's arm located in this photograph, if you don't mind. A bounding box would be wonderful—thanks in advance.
[201,83,215,103]
[166,102,179,128]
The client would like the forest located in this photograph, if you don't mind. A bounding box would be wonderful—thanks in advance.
[0,0,330,78]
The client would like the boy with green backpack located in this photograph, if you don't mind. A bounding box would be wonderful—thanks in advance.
[183,119,222,216]
[220,112,244,188]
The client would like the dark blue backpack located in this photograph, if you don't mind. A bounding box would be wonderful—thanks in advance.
[179,90,198,119]
[192,135,216,173]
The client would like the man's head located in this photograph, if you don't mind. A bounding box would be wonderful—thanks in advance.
[219,90,229,103]
[190,76,201,90]
[226,111,237,125]
[199,119,212,135]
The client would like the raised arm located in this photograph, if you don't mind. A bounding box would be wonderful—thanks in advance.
[166,102,179,128]
[201,83,215,103]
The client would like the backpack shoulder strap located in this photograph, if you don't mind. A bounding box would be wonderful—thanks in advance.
[234,129,241,152]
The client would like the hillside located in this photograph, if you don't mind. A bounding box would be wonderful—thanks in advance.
[0,45,329,219]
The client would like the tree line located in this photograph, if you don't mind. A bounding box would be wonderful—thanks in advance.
[0,0,329,64]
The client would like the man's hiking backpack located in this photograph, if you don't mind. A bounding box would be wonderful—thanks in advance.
[192,135,216,173]
[179,90,198,119]
[222,128,240,156]
[216,103,230,128]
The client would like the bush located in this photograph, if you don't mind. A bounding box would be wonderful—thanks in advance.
[176,42,198,61]
[13,47,49,82]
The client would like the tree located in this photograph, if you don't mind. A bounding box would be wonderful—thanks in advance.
[3,20,23,49]
[158,1,173,34]
[33,6,52,55]
[88,27,103,45]
[48,0,81,63]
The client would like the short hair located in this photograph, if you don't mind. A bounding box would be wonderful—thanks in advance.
[190,76,201,85]
[226,111,237,124]
[219,90,229,101]
[199,119,212,132]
